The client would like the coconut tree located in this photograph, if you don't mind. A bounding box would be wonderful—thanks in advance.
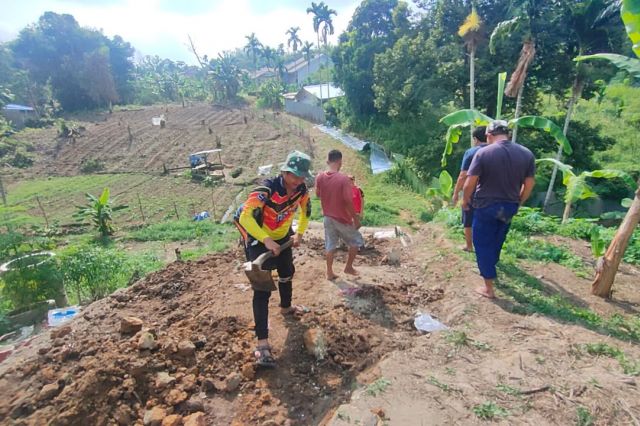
[574,0,640,297]
[458,8,483,147]
[244,33,263,71]
[536,158,636,223]
[286,27,302,53]
[542,0,624,212]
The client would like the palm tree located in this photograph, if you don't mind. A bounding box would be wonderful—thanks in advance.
[261,46,276,72]
[458,8,483,147]
[286,27,302,53]
[307,2,337,49]
[542,0,622,212]
[301,41,314,79]
[244,33,263,71]
[274,56,288,82]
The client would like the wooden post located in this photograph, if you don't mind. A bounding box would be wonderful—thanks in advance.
[0,175,6,206]
[136,193,146,223]
[35,196,49,229]
[211,187,217,220]
[173,202,180,220]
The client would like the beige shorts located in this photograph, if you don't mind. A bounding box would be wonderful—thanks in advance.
[324,216,364,251]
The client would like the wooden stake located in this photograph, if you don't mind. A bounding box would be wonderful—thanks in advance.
[0,175,6,206]
[173,202,180,220]
[211,187,217,220]
[36,196,49,228]
[136,193,146,223]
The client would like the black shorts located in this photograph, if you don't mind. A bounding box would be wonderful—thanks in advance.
[245,235,295,279]
[462,206,475,228]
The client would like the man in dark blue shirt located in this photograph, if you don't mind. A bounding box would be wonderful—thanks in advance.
[462,120,536,299]
[452,126,487,252]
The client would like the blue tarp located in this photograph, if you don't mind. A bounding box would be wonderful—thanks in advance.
[315,125,393,174]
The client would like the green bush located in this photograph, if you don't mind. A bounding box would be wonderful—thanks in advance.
[0,254,64,310]
[80,158,105,174]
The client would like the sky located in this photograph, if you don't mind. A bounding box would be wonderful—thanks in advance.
[0,0,360,64]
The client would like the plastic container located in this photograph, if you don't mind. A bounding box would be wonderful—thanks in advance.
[47,306,80,327]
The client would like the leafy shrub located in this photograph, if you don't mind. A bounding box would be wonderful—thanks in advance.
[510,207,559,235]
[9,150,33,168]
[80,158,105,174]
[58,246,161,303]
[0,254,64,310]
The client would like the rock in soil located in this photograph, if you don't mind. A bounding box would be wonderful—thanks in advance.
[143,406,167,426]
[183,411,206,426]
[120,316,144,335]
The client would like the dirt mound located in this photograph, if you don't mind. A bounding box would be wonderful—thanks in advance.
[0,233,443,425]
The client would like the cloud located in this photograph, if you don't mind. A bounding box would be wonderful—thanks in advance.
[0,0,360,64]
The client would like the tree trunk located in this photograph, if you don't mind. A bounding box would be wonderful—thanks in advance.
[469,45,476,147]
[562,200,572,224]
[591,182,640,297]
[511,84,524,143]
[543,76,585,213]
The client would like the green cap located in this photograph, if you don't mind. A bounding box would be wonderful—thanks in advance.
[281,150,313,178]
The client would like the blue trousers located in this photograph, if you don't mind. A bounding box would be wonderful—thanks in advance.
[472,202,519,279]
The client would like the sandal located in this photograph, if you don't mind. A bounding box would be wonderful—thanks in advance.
[281,305,310,317]
[254,345,276,368]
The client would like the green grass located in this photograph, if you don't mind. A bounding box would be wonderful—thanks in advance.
[497,261,640,343]
[472,401,509,420]
[127,220,234,242]
[428,376,461,393]
[576,406,594,426]
[365,378,391,396]
[444,330,492,351]
[578,343,640,376]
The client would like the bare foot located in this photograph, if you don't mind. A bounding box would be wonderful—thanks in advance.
[460,245,474,252]
[475,286,495,299]
[327,272,339,281]
[281,305,310,317]
[344,267,359,276]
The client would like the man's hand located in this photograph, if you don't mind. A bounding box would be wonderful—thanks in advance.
[263,237,281,256]
[452,192,459,205]
[292,233,303,247]
[353,216,362,230]
[461,200,471,211]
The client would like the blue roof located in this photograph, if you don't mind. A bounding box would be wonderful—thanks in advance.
[3,104,34,111]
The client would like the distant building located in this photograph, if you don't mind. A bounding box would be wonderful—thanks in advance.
[284,83,344,123]
[249,54,332,87]
[1,104,36,129]
[283,54,331,86]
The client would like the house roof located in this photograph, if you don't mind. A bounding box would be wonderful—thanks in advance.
[302,84,344,100]
[3,104,34,111]
[285,54,327,73]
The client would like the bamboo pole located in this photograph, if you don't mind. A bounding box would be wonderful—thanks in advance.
[35,196,49,229]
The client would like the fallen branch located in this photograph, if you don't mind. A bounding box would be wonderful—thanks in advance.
[520,385,551,395]
[253,134,281,142]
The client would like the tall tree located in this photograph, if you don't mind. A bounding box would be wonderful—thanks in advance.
[244,33,263,70]
[286,27,302,53]
[307,2,338,49]
[542,0,626,211]
[301,41,314,76]
[458,8,483,147]
[261,46,277,71]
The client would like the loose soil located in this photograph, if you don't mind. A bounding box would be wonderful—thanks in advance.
[1,224,639,425]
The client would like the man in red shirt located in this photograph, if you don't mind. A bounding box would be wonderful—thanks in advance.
[316,150,364,280]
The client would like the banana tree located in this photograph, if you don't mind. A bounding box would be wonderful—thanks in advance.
[536,158,636,223]
[574,0,640,297]
[543,0,625,213]
[440,73,572,167]
[74,188,128,237]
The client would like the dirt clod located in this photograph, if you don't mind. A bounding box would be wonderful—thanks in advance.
[38,383,60,401]
[121,316,144,335]
[143,406,167,426]
[183,411,206,426]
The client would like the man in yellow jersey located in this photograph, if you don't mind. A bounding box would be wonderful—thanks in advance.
[234,151,312,367]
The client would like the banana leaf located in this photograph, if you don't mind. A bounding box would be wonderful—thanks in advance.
[584,169,636,188]
[536,158,575,185]
[510,116,573,155]
[489,18,520,55]
[622,0,640,58]
[440,109,493,127]
[575,53,640,80]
